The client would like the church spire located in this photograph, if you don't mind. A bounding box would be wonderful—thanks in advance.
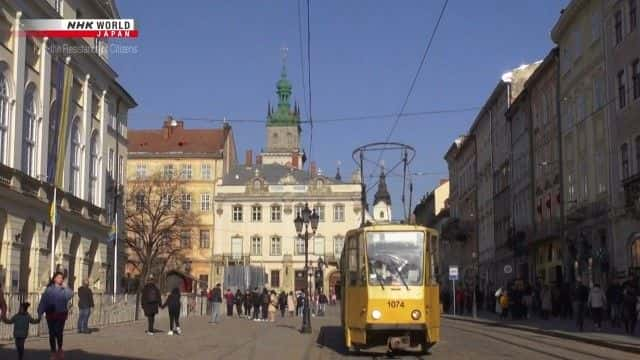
[267,46,299,127]
[374,167,391,206]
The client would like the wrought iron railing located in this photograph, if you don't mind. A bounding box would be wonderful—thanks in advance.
[0,292,207,341]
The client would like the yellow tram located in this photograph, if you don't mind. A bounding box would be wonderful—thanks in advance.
[340,223,440,354]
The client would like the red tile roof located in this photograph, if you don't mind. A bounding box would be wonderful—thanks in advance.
[128,120,227,156]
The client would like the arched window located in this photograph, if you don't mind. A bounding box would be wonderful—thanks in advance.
[22,86,37,177]
[0,72,8,165]
[69,118,81,196]
[89,132,99,204]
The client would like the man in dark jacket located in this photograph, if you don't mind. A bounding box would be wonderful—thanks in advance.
[77,279,94,334]
[252,287,261,320]
[574,280,589,331]
[209,283,222,324]
[141,275,161,335]
[161,288,181,335]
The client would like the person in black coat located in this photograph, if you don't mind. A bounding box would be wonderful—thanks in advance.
[141,275,161,335]
[235,289,243,318]
[77,279,94,334]
[261,288,270,320]
[161,288,181,335]
[252,288,261,321]
[244,291,252,318]
[278,291,287,317]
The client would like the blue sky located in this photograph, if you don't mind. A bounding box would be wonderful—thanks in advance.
[111,0,568,218]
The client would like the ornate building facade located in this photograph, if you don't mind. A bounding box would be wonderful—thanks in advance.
[212,64,362,295]
[0,0,136,294]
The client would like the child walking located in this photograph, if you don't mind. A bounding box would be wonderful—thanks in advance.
[2,302,41,360]
[161,288,182,335]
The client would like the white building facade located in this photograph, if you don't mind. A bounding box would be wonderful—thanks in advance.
[0,0,135,293]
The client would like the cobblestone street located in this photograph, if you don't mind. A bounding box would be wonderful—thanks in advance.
[0,307,637,359]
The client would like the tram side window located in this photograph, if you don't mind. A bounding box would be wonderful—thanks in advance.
[347,236,358,286]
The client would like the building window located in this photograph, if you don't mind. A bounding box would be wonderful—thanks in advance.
[633,59,640,100]
[22,87,38,177]
[181,164,192,179]
[135,192,145,211]
[314,236,325,256]
[270,236,282,256]
[201,193,210,212]
[180,230,191,248]
[636,136,640,174]
[118,155,124,185]
[251,205,262,222]
[201,163,212,180]
[108,148,114,177]
[232,205,243,222]
[294,204,305,218]
[89,133,99,204]
[163,164,174,179]
[591,12,601,41]
[295,237,305,255]
[270,270,280,288]
[181,193,191,211]
[136,163,146,179]
[618,70,627,109]
[253,179,261,190]
[334,236,345,257]
[632,237,640,267]
[615,10,623,44]
[231,236,243,259]
[622,143,630,179]
[251,236,262,256]
[53,0,63,13]
[313,204,325,222]
[0,73,8,165]
[333,204,345,222]
[270,205,282,222]
[69,119,81,195]
[631,0,638,32]
[199,230,210,249]
[161,192,172,209]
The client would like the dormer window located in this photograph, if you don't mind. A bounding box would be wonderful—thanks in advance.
[253,179,262,190]
[316,179,324,187]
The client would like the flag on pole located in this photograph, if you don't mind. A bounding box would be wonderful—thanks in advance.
[49,58,73,224]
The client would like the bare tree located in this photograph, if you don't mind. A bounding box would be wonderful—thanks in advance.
[125,172,198,317]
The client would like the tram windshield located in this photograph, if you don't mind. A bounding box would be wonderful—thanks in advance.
[366,231,425,287]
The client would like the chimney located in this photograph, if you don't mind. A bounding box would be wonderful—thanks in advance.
[310,161,317,177]
[291,153,299,169]
[162,116,183,139]
[245,149,253,167]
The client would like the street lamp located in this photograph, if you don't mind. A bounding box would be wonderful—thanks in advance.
[294,203,319,334]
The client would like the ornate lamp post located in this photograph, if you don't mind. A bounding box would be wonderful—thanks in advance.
[294,203,319,334]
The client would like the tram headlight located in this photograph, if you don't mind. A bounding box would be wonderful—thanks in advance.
[371,309,382,320]
[411,310,422,320]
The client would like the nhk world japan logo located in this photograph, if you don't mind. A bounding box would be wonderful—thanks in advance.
[22,19,138,38]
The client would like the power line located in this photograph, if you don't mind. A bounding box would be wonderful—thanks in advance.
[373,0,450,173]
[128,106,479,126]
[306,0,314,167]
[296,0,309,125]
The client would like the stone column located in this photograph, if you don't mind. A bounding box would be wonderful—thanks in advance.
[9,11,26,169]
[80,74,91,202]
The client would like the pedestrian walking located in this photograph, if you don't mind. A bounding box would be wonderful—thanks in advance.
[607,281,623,328]
[224,289,234,316]
[2,302,41,360]
[499,290,509,320]
[296,291,305,317]
[37,271,73,360]
[287,291,296,317]
[574,280,589,331]
[141,275,161,335]
[588,283,607,330]
[244,290,252,318]
[0,282,7,321]
[541,285,552,320]
[235,289,243,318]
[268,290,277,322]
[209,283,222,324]
[252,287,261,321]
[161,287,182,335]
[330,291,337,306]
[261,288,270,320]
[622,284,638,335]
[278,291,287,317]
[77,279,94,334]
[318,291,328,316]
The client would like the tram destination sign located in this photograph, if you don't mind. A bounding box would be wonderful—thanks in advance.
[449,266,459,281]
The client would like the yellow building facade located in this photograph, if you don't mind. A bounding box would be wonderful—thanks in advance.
[126,119,236,290]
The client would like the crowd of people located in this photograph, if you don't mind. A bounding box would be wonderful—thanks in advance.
[204,283,333,324]
[441,278,640,335]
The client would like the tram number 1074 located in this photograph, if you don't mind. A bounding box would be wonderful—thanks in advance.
[387,300,405,309]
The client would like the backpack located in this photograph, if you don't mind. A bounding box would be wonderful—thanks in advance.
[207,289,213,301]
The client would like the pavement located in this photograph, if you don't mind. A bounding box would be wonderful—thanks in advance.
[0,307,637,359]
[443,310,640,354]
